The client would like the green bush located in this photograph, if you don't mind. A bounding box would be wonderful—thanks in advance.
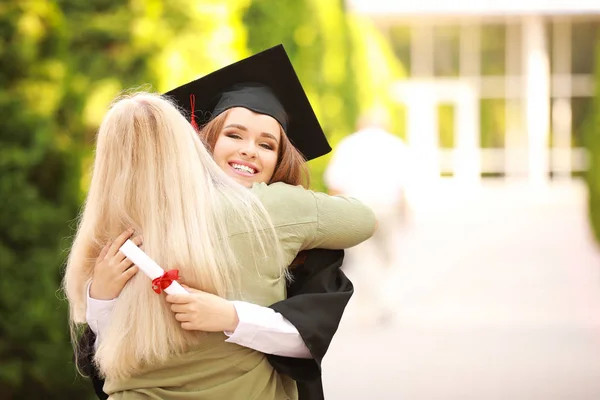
[584,35,600,245]
[0,3,87,397]
[0,0,169,396]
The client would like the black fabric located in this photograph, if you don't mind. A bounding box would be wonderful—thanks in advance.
[78,248,352,400]
[267,248,352,400]
[165,44,331,161]
[213,83,288,131]
[76,328,108,400]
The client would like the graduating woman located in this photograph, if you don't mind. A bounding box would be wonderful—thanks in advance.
[79,46,356,399]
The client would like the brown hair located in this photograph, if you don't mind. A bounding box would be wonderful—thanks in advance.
[198,109,310,188]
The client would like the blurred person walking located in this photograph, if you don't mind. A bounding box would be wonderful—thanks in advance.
[324,109,412,324]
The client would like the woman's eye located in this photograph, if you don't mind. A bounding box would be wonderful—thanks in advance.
[225,133,242,139]
[260,143,274,150]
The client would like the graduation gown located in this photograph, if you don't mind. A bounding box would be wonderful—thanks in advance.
[77,248,352,400]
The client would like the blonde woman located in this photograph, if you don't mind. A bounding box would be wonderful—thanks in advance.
[64,92,376,399]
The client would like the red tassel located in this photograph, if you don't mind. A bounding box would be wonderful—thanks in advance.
[190,94,199,132]
[151,269,180,294]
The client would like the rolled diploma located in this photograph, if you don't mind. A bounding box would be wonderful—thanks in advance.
[119,239,188,295]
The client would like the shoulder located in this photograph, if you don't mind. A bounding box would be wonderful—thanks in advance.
[251,181,307,195]
[251,182,314,203]
[250,182,318,224]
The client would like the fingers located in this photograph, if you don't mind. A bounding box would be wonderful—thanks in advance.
[180,322,193,331]
[165,294,193,304]
[174,312,190,322]
[107,228,134,257]
[130,235,143,247]
[119,265,138,282]
[97,242,111,261]
[117,257,134,272]
[165,294,190,304]
[114,234,143,264]
[170,304,188,313]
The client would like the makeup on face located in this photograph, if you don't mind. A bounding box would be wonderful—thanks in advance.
[212,107,281,187]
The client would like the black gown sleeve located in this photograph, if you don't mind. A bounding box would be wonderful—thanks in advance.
[76,327,108,400]
[266,249,352,381]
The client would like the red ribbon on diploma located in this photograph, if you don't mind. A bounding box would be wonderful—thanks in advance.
[152,269,180,294]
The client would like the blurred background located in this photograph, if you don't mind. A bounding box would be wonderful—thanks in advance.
[2,0,600,398]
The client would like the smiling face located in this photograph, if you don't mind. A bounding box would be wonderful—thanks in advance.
[212,107,281,188]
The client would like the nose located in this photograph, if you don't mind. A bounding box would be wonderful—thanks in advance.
[239,143,258,159]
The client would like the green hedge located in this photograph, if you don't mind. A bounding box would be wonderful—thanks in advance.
[584,35,600,245]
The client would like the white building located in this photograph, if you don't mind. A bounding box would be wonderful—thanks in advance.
[347,0,600,186]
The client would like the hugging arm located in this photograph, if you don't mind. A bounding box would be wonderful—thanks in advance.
[79,186,372,399]
[78,249,351,400]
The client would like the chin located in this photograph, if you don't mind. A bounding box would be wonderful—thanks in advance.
[236,177,254,188]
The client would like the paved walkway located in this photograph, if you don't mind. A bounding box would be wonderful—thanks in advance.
[323,180,600,399]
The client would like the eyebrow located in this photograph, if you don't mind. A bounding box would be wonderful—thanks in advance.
[224,123,280,143]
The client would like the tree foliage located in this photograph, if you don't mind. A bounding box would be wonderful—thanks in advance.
[0,1,88,397]
[584,34,600,245]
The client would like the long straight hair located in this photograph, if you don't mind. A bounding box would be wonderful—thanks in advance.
[63,92,284,380]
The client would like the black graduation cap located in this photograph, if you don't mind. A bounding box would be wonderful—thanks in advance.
[165,44,331,161]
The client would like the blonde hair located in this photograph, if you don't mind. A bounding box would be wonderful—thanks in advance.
[63,92,284,380]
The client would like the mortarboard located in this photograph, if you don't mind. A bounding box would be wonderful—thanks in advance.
[165,44,331,161]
